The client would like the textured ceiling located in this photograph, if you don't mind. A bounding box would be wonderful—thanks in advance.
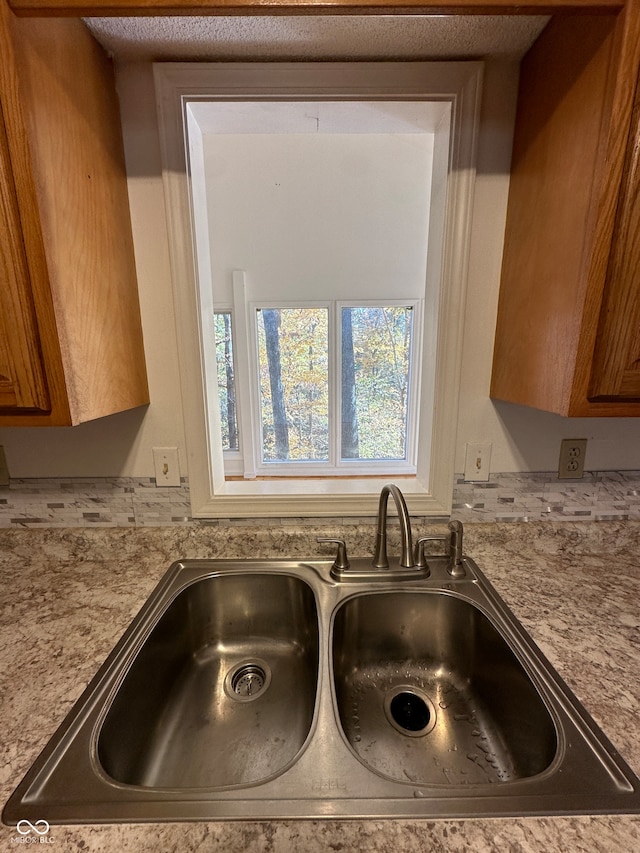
[83,15,549,62]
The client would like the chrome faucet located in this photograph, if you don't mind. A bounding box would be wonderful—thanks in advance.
[318,484,464,582]
[372,483,415,569]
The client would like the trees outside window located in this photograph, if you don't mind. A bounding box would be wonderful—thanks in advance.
[214,312,238,452]
[257,307,329,463]
[343,306,412,462]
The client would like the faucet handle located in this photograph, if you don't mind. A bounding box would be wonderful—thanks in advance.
[317,538,350,571]
[414,535,446,570]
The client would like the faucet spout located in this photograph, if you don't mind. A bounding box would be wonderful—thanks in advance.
[372,483,415,569]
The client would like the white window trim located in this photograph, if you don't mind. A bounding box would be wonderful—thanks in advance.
[154,61,482,518]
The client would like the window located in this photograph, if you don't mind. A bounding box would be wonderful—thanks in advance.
[216,302,418,477]
[155,62,482,517]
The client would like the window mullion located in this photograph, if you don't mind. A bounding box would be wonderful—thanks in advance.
[329,301,340,469]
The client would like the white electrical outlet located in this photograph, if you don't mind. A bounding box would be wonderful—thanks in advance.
[153,447,181,487]
[464,442,492,482]
[558,439,587,480]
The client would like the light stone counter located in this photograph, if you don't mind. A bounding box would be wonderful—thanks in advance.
[1,522,639,852]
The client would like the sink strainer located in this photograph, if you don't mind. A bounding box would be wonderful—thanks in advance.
[384,686,437,737]
[224,659,271,702]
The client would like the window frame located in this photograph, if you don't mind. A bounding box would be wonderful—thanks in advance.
[220,298,421,478]
[154,61,483,518]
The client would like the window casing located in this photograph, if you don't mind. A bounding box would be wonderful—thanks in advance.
[154,61,482,517]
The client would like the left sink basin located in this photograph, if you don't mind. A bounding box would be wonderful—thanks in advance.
[3,562,323,825]
[98,572,320,789]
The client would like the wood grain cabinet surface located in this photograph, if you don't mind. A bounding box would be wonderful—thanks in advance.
[0,3,148,426]
[589,64,640,403]
[491,3,640,416]
[4,0,627,17]
[0,104,49,413]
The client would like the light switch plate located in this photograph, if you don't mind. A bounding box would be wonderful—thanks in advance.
[153,447,181,487]
[464,442,492,482]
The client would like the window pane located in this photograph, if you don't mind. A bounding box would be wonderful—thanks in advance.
[341,306,413,461]
[214,312,238,451]
[256,308,329,462]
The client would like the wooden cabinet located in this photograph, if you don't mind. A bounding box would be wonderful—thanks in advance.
[589,66,640,402]
[4,0,628,16]
[491,4,640,416]
[0,105,49,413]
[0,3,148,426]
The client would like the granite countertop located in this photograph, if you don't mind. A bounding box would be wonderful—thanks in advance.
[1,521,639,851]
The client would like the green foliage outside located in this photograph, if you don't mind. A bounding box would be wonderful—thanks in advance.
[257,308,329,462]
[216,304,413,466]
[348,306,412,461]
[214,312,238,451]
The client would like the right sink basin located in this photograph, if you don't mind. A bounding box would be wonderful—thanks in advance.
[332,590,558,786]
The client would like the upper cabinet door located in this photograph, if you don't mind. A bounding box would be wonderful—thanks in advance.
[0,4,149,426]
[0,104,49,412]
[589,74,640,401]
[491,6,640,417]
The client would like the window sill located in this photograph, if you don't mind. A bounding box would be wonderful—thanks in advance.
[190,476,451,518]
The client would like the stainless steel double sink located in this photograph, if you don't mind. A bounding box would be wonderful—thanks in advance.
[4,553,640,823]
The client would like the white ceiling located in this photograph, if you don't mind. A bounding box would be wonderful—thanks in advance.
[83,15,549,62]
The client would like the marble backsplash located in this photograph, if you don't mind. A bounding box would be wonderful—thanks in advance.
[1,470,640,528]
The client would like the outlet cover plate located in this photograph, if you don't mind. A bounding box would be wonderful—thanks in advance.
[558,438,587,480]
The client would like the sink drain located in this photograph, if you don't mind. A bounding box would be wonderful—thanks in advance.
[384,686,437,737]
[224,659,271,702]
